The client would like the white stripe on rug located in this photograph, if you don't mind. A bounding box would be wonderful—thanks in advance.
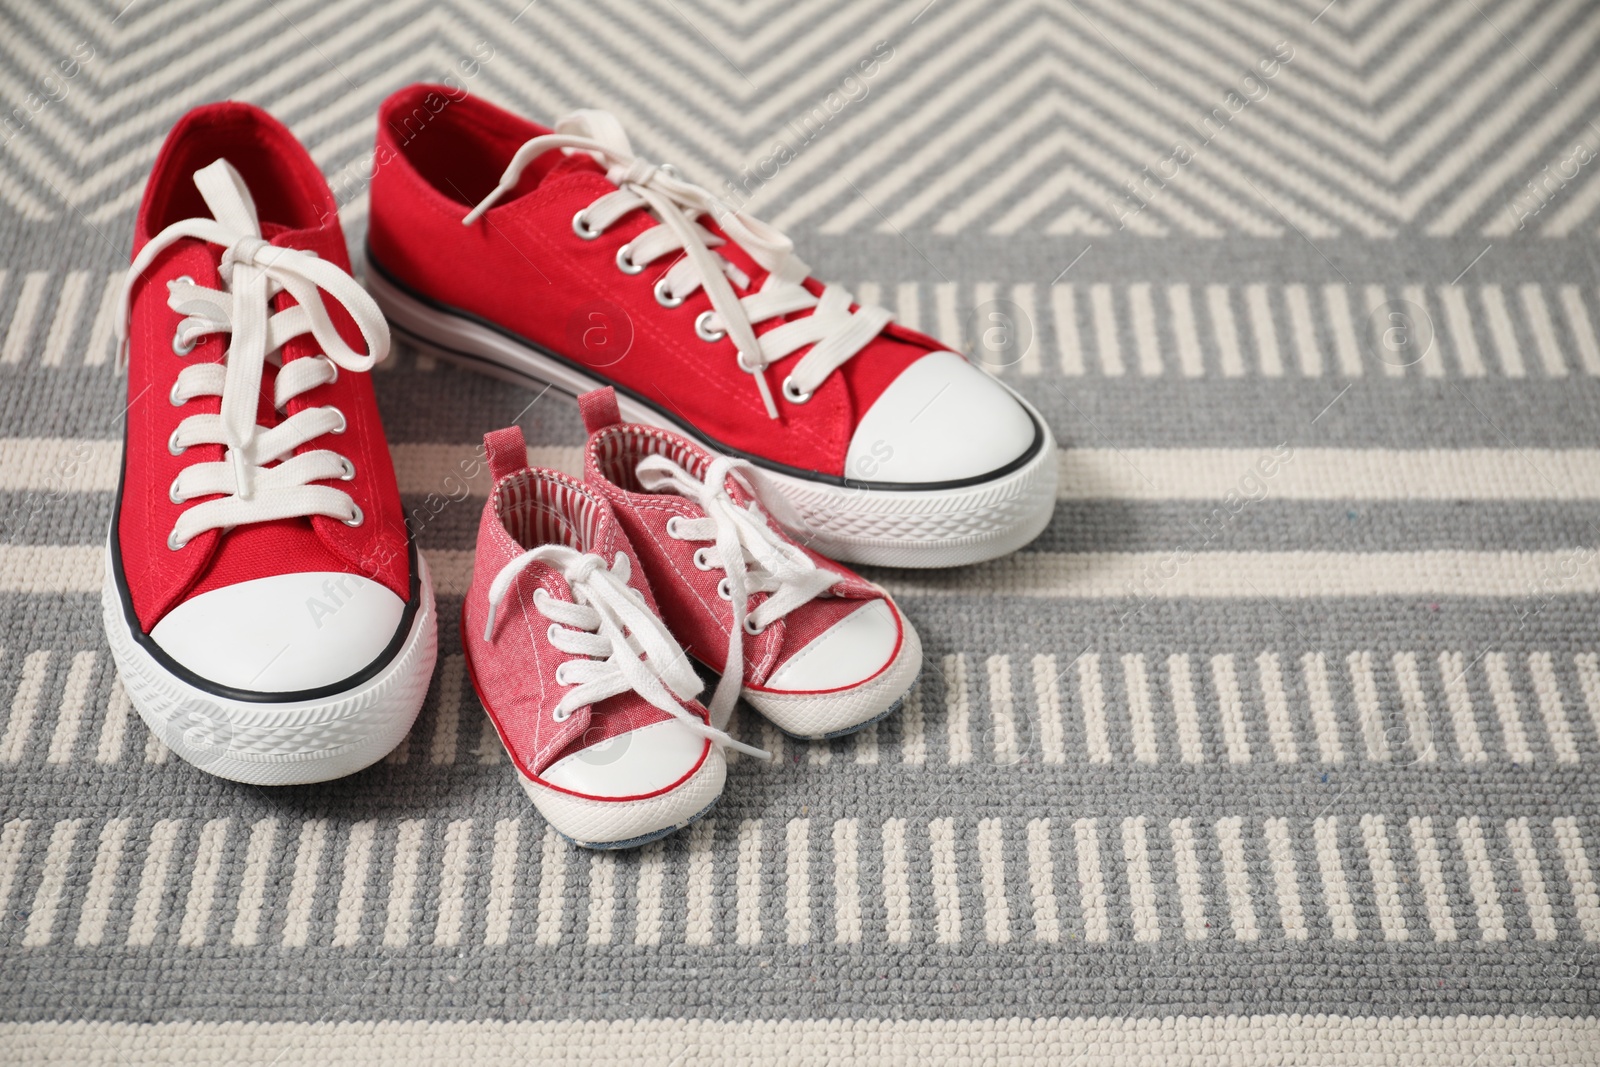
[3,1015,1595,1065]
[10,545,1598,598]
[11,440,1600,501]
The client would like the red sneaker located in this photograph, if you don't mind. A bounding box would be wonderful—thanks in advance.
[463,427,762,848]
[578,389,921,740]
[365,85,1055,569]
[103,103,437,785]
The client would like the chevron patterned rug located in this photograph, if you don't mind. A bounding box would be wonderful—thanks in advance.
[4,0,1600,1063]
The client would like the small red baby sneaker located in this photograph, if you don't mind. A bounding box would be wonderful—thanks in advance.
[364,85,1055,570]
[104,103,437,785]
[463,426,765,849]
[577,389,922,740]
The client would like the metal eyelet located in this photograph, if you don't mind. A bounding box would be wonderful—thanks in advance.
[547,623,563,644]
[694,311,726,343]
[782,377,813,404]
[736,348,763,374]
[338,457,356,481]
[166,530,188,551]
[321,356,339,385]
[666,516,685,538]
[693,547,714,571]
[717,577,733,601]
[168,381,185,407]
[168,478,184,505]
[552,708,571,723]
[654,276,685,308]
[744,616,765,636]
[615,244,643,275]
[342,504,364,527]
[572,210,601,240]
[167,427,186,456]
[555,663,574,686]
[326,406,347,434]
[172,330,196,356]
[167,275,195,290]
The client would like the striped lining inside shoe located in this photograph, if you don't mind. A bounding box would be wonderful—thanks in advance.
[493,469,607,552]
[591,424,709,494]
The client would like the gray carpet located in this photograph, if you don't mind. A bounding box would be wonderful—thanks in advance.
[2,0,1600,1062]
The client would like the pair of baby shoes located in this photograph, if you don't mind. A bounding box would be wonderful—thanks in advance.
[464,389,922,848]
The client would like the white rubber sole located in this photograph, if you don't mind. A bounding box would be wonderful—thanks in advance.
[365,260,1057,569]
[514,747,727,850]
[102,546,438,786]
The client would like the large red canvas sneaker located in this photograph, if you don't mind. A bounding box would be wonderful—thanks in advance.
[578,389,922,740]
[365,85,1055,569]
[464,426,763,849]
[104,103,437,785]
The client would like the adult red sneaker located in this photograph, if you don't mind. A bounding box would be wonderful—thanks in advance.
[463,426,763,848]
[579,388,921,740]
[103,103,437,785]
[365,85,1055,568]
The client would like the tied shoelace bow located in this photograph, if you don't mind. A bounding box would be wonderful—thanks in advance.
[637,453,841,730]
[482,544,770,760]
[115,159,389,550]
[462,109,893,419]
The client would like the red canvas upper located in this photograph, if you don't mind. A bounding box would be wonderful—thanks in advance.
[119,102,408,632]
[577,389,900,693]
[367,84,956,477]
[462,426,713,786]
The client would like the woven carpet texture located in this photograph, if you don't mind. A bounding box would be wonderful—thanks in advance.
[1,0,1599,1062]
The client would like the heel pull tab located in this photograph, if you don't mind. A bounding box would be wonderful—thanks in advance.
[578,387,623,434]
[483,426,528,483]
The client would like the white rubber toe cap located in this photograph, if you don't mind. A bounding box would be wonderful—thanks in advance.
[766,600,898,693]
[148,571,406,693]
[540,719,710,799]
[846,351,1037,484]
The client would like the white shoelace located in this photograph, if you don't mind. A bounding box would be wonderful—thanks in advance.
[637,454,841,729]
[483,544,769,760]
[462,110,893,419]
[116,159,390,550]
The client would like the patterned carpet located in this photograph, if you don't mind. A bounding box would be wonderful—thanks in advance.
[3,0,1600,1062]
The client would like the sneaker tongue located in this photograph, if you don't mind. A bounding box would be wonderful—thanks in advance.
[260,218,350,266]
[546,151,609,182]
